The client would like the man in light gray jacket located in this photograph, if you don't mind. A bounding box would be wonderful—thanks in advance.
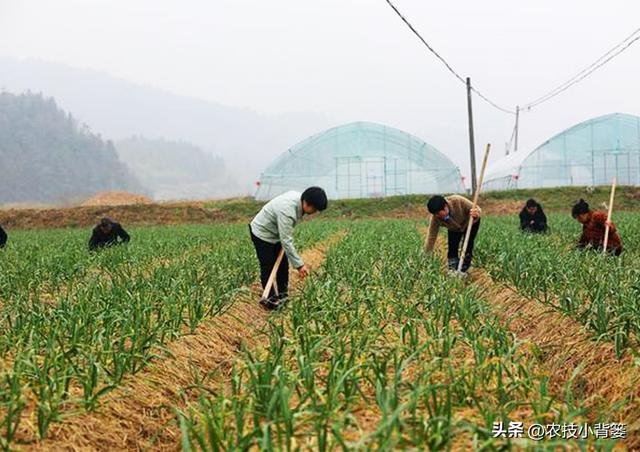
[249,187,328,310]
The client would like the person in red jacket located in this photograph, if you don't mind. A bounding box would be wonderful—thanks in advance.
[571,199,623,256]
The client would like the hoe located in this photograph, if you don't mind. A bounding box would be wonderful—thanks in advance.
[260,248,285,307]
[451,143,490,278]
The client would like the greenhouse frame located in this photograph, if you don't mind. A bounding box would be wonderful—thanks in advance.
[255,122,465,200]
[483,113,640,191]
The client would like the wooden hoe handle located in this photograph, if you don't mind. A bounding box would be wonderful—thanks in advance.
[603,176,617,254]
[458,143,491,273]
[262,248,285,299]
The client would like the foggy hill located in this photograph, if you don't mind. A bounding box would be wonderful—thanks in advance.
[0,57,334,195]
[116,136,238,200]
[0,92,143,205]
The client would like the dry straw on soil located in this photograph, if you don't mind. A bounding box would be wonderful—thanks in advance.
[472,270,640,448]
[31,235,341,451]
[423,222,638,448]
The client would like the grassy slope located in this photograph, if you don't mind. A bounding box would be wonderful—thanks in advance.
[206,185,640,219]
[481,185,640,211]
[1,186,638,230]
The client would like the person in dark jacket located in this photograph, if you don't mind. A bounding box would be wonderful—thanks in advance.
[89,218,130,251]
[519,198,548,233]
[572,199,622,256]
[0,224,7,248]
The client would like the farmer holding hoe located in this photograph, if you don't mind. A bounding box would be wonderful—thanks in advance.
[572,199,623,256]
[424,195,481,273]
[249,187,328,310]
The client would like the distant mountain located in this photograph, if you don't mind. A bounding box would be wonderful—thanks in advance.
[0,57,335,195]
[116,136,238,200]
[0,92,143,204]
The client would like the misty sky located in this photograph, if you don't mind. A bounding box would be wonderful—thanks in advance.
[1,0,639,176]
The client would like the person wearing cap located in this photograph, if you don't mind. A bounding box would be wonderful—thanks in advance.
[424,194,481,272]
[249,187,328,310]
[0,224,7,248]
[572,198,622,255]
[519,198,548,233]
[88,217,130,251]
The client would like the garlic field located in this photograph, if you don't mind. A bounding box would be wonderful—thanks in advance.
[178,218,639,450]
[476,213,640,357]
[0,216,638,449]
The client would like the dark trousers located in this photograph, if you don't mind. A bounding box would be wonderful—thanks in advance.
[250,226,289,299]
[447,219,481,262]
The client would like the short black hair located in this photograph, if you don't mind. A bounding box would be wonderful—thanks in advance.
[526,198,538,208]
[100,217,113,227]
[301,187,328,211]
[572,199,590,218]
[427,195,447,214]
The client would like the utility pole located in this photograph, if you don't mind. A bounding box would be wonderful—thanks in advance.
[466,77,477,194]
[514,105,520,152]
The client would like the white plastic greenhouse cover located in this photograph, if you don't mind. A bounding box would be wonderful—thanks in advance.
[483,113,640,191]
[483,152,529,190]
[255,121,465,200]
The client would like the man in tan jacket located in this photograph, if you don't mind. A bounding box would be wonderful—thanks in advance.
[425,195,481,272]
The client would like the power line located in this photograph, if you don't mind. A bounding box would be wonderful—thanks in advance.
[383,0,516,115]
[523,27,640,109]
[522,28,640,110]
[384,0,640,115]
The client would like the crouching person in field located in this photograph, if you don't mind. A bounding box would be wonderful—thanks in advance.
[572,199,623,256]
[249,187,328,310]
[519,198,548,233]
[0,224,7,248]
[89,218,130,251]
[425,195,481,273]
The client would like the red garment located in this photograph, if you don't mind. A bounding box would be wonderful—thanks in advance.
[578,211,623,254]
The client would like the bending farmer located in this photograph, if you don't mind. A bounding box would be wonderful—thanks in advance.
[249,187,328,310]
[519,198,548,233]
[425,195,481,273]
[89,218,131,251]
[572,199,622,255]
[0,224,6,248]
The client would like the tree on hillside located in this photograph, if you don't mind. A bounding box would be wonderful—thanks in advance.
[0,91,144,204]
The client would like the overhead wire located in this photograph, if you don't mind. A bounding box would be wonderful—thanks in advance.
[521,28,640,110]
[383,0,516,115]
[383,0,640,159]
[384,0,640,114]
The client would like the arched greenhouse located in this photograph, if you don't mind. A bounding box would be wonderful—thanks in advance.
[483,113,640,191]
[255,122,465,200]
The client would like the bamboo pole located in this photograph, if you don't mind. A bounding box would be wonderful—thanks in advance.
[603,176,617,254]
[457,143,491,273]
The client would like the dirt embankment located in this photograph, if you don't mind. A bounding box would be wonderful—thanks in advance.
[80,191,153,207]
[0,191,247,230]
[3,185,640,230]
[0,204,234,230]
[379,199,523,219]
[0,199,526,230]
